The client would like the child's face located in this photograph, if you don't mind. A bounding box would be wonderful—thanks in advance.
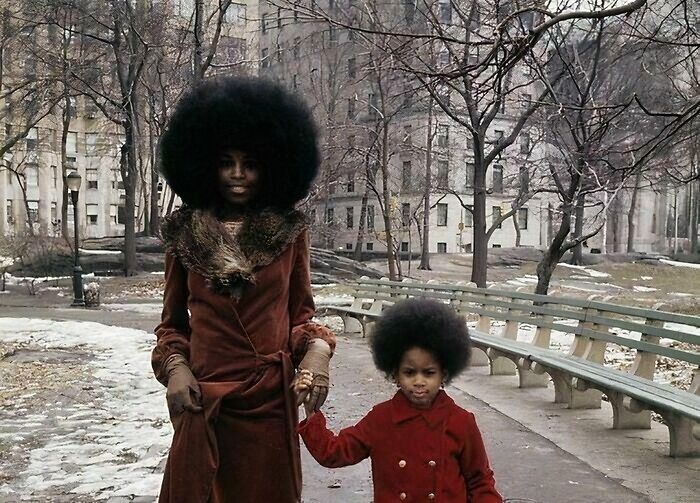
[396,347,445,409]
[216,149,260,208]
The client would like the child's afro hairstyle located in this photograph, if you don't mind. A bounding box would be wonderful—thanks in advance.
[159,76,320,210]
[370,298,471,383]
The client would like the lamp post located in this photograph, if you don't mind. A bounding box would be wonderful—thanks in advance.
[66,170,84,307]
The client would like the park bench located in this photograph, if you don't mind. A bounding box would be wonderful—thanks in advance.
[319,277,700,457]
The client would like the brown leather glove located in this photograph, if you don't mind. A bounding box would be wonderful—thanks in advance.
[164,354,203,427]
[297,339,331,411]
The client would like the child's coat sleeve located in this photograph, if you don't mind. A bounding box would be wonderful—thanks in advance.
[460,413,503,503]
[298,411,373,468]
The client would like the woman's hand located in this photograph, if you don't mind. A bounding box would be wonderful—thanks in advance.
[298,339,331,411]
[293,369,316,418]
[164,354,203,428]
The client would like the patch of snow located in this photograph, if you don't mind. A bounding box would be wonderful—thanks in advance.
[149,271,165,275]
[79,248,122,255]
[632,286,658,292]
[0,318,169,500]
[669,292,692,297]
[659,258,700,269]
[641,276,653,280]
[558,263,611,278]
[101,303,163,314]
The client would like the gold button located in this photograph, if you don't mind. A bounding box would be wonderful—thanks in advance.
[428,460,437,467]
[398,459,407,468]
[399,492,407,500]
[428,493,435,500]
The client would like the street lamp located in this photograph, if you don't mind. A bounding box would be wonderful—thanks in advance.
[66,170,84,307]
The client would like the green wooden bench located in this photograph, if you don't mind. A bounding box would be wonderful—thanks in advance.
[321,277,700,457]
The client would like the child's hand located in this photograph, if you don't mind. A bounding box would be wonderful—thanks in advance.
[293,369,316,418]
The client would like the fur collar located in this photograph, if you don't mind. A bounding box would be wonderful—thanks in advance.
[161,206,308,298]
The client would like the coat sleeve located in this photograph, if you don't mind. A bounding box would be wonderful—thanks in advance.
[460,413,503,503]
[288,229,336,365]
[152,251,192,386]
[298,411,373,468]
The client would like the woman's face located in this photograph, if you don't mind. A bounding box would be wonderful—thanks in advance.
[216,149,260,208]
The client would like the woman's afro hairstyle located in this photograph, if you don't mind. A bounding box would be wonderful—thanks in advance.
[370,298,471,383]
[159,76,320,210]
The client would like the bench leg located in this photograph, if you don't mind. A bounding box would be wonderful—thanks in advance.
[543,368,570,404]
[470,347,489,367]
[661,412,700,457]
[608,392,651,429]
[486,348,517,376]
[567,378,602,409]
[361,317,376,338]
[342,316,363,334]
[517,359,549,388]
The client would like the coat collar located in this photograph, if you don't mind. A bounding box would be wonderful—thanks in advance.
[160,205,308,298]
[390,390,454,428]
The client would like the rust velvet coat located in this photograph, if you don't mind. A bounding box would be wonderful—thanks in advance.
[152,229,334,503]
[299,390,502,503]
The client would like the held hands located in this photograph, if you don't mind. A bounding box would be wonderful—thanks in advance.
[164,354,203,428]
[293,369,316,418]
[297,339,331,412]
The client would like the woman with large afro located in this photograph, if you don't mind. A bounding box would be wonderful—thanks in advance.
[152,76,335,503]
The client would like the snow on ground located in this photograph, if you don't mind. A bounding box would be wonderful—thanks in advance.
[633,286,658,292]
[78,248,122,255]
[0,318,168,500]
[659,258,700,269]
[557,263,611,278]
[101,303,163,315]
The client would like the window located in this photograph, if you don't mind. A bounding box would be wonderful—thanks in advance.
[366,242,374,251]
[347,57,356,78]
[522,93,531,108]
[437,160,449,187]
[293,74,298,90]
[51,165,57,188]
[347,98,356,119]
[277,7,282,28]
[437,203,448,226]
[367,205,375,230]
[67,131,78,153]
[6,199,13,224]
[25,164,39,186]
[403,125,412,145]
[325,207,334,225]
[27,200,39,225]
[437,242,447,253]
[437,124,449,147]
[348,135,355,147]
[86,168,98,190]
[492,164,503,193]
[465,162,474,188]
[86,133,99,155]
[329,181,336,195]
[111,168,121,189]
[110,204,119,224]
[465,205,473,227]
[346,175,355,193]
[492,206,502,229]
[293,37,300,58]
[520,166,530,192]
[329,26,337,43]
[494,130,504,143]
[346,207,354,229]
[368,93,378,116]
[68,96,77,118]
[26,127,37,151]
[520,132,530,154]
[224,3,246,26]
[50,201,57,224]
[438,0,451,23]
[401,242,409,252]
[261,48,269,68]
[86,203,98,225]
[401,203,410,227]
[518,208,528,229]
[402,161,412,190]
[346,243,353,250]
[6,165,12,185]
[261,13,268,33]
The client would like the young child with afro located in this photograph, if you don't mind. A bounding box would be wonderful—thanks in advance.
[295,298,503,503]
[152,76,335,503]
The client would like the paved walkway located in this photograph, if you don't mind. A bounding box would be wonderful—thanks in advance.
[0,301,696,502]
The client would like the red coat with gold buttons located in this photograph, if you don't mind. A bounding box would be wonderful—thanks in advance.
[298,390,503,503]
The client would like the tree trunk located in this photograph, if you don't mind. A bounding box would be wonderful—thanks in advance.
[419,97,433,270]
[60,94,71,241]
[471,159,488,287]
[121,118,138,276]
[193,0,205,84]
[535,204,573,295]
[572,195,585,265]
[627,170,642,252]
[512,212,521,247]
[353,185,368,261]
[381,121,397,280]
[690,179,699,253]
